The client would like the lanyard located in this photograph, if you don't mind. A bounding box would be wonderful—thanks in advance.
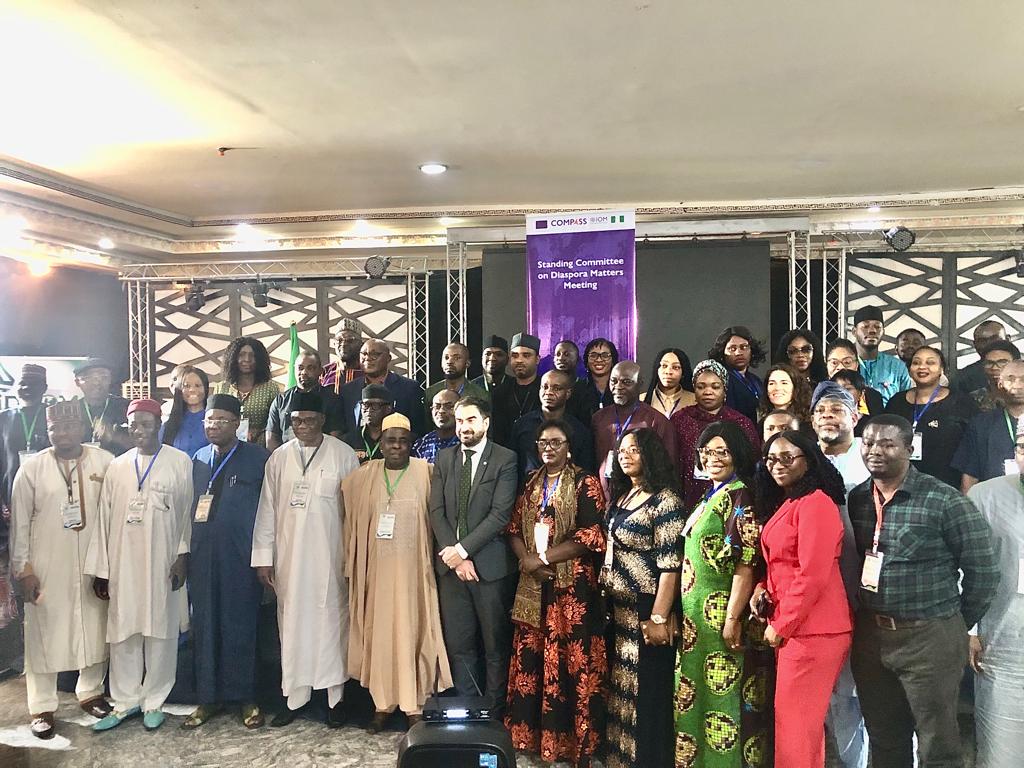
[655,388,682,418]
[19,407,41,446]
[703,475,735,503]
[83,397,109,436]
[134,447,161,492]
[57,457,81,502]
[207,442,239,493]
[1005,410,1017,443]
[613,403,640,440]
[297,440,323,476]
[362,429,381,460]
[542,472,562,508]
[911,386,941,429]
[870,483,895,553]
[731,369,760,398]
[383,464,409,500]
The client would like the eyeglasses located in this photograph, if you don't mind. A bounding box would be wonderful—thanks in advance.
[982,359,1012,370]
[698,447,731,460]
[1015,442,1024,454]
[828,356,858,368]
[290,416,321,426]
[431,402,456,411]
[764,452,804,468]
[203,417,236,426]
[361,400,391,410]
[359,351,386,361]
[587,351,612,361]
[787,345,813,356]
[724,343,750,354]
[616,446,641,456]
[536,438,567,449]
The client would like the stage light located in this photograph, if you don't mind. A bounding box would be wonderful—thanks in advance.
[1015,249,1024,278]
[185,283,206,312]
[364,255,390,279]
[98,237,115,250]
[250,280,272,308]
[419,163,448,175]
[883,226,916,252]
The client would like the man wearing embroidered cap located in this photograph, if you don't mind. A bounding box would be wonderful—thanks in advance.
[851,306,911,406]
[343,412,452,732]
[491,332,542,446]
[252,390,359,726]
[183,394,271,730]
[72,358,131,456]
[10,400,114,739]
[321,319,363,393]
[85,398,194,732]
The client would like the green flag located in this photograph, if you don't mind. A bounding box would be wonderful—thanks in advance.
[286,323,299,388]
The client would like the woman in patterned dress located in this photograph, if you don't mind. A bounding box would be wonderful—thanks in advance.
[675,421,773,768]
[603,427,686,768]
[504,418,607,768]
[212,337,281,447]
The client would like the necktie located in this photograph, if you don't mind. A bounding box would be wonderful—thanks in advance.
[457,449,474,539]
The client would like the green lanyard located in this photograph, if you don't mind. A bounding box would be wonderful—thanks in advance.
[83,397,109,439]
[362,429,381,461]
[383,465,409,502]
[1005,410,1017,443]
[19,407,40,447]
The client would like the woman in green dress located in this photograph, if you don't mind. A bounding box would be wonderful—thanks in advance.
[675,421,772,768]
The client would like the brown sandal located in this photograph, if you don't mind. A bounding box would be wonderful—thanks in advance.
[241,703,264,729]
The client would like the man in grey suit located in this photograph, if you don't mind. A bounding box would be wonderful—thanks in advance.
[429,395,518,712]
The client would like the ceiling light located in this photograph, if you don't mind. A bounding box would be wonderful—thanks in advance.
[419,163,448,175]
[883,226,916,252]
[438,217,458,226]
[26,258,51,277]
[234,223,261,241]
[98,237,115,250]
[364,255,390,279]
[184,282,206,312]
[867,205,881,213]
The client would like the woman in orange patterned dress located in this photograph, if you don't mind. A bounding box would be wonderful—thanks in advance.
[504,418,608,768]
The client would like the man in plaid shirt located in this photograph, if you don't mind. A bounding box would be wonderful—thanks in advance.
[847,414,999,768]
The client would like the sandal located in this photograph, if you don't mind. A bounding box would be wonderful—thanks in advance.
[181,704,222,729]
[241,703,264,729]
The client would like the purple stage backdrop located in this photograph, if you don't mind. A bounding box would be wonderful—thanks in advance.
[526,210,637,362]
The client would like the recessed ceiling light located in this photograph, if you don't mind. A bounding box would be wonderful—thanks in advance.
[867,205,881,213]
[98,237,115,250]
[438,217,458,226]
[419,163,448,175]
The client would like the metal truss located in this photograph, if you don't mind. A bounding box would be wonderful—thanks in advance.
[788,232,811,330]
[821,225,1024,253]
[125,280,152,398]
[444,241,467,345]
[406,272,430,384]
[822,249,846,341]
[118,254,459,281]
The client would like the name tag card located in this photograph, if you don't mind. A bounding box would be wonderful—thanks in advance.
[910,433,923,462]
[1004,459,1018,477]
[236,419,250,441]
[376,512,396,539]
[195,494,214,522]
[18,450,36,463]
[604,451,615,478]
[860,550,883,592]
[693,465,711,481]
[61,501,82,529]
[289,480,310,509]
[127,495,145,524]
[533,522,550,554]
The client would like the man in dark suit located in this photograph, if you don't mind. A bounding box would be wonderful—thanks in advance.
[340,338,426,436]
[428,395,518,712]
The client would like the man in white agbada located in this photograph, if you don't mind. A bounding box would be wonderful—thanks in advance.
[252,390,358,727]
[85,398,193,732]
[967,415,1024,768]
[10,401,115,740]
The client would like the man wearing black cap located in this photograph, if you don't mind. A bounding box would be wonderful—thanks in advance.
[185,394,271,730]
[341,384,394,464]
[340,338,426,436]
[72,359,131,456]
[851,306,911,406]
[265,351,344,451]
[490,332,542,447]
[0,365,51,524]
[470,335,509,394]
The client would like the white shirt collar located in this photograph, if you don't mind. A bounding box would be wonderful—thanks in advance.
[464,436,487,456]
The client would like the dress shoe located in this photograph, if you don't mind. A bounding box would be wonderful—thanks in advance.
[270,707,299,728]
[366,711,388,734]
[93,706,141,731]
[80,697,113,719]
[30,712,55,740]
[406,714,422,729]
[327,701,348,729]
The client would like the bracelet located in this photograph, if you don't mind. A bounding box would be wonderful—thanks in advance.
[726,615,742,621]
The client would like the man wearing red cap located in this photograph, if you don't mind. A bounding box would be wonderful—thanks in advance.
[85,398,194,732]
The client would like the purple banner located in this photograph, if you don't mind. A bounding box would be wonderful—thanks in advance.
[526,210,637,361]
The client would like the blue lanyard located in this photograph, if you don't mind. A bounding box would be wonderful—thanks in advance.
[703,475,735,503]
[730,369,760,398]
[542,473,561,508]
[134,447,162,492]
[207,442,239,493]
[613,403,640,439]
[911,386,940,429]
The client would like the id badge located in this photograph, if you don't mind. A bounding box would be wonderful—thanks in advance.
[127,494,145,524]
[693,464,710,481]
[910,433,923,462]
[194,493,214,523]
[603,450,615,479]
[1004,459,1018,476]
[236,418,250,441]
[61,500,83,529]
[18,450,36,463]
[289,480,310,509]
[603,533,614,570]
[861,550,884,592]
[533,521,550,554]
[376,512,396,540]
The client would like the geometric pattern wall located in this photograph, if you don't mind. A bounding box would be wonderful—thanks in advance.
[151,278,408,395]
[846,251,1024,368]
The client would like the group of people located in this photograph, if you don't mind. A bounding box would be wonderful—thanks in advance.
[0,308,1020,768]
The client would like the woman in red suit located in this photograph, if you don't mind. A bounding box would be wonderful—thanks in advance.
[751,429,853,768]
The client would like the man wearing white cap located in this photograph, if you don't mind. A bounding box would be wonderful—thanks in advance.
[342,412,452,732]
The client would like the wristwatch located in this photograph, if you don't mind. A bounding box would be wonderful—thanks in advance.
[538,552,550,566]
[649,613,667,625]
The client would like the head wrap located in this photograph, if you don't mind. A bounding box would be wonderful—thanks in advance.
[381,413,411,432]
[484,335,509,352]
[853,306,884,326]
[691,358,728,385]
[73,358,112,377]
[511,332,541,353]
[361,383,393,402]
[46,400,81,425]
[811,381,857,413]
[127,399,162,418]
[289,390,323,414]
[207,393,242,416]
[18,364,47,385]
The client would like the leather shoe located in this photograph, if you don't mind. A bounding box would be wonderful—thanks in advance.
[406,714,422,729]
[270,707,298,728]
[80,697,113,719]
[30,712,55,740]
[366,711,388,734]
[327,701,348,729]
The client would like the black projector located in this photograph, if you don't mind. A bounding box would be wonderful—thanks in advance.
[397,696,516,768]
